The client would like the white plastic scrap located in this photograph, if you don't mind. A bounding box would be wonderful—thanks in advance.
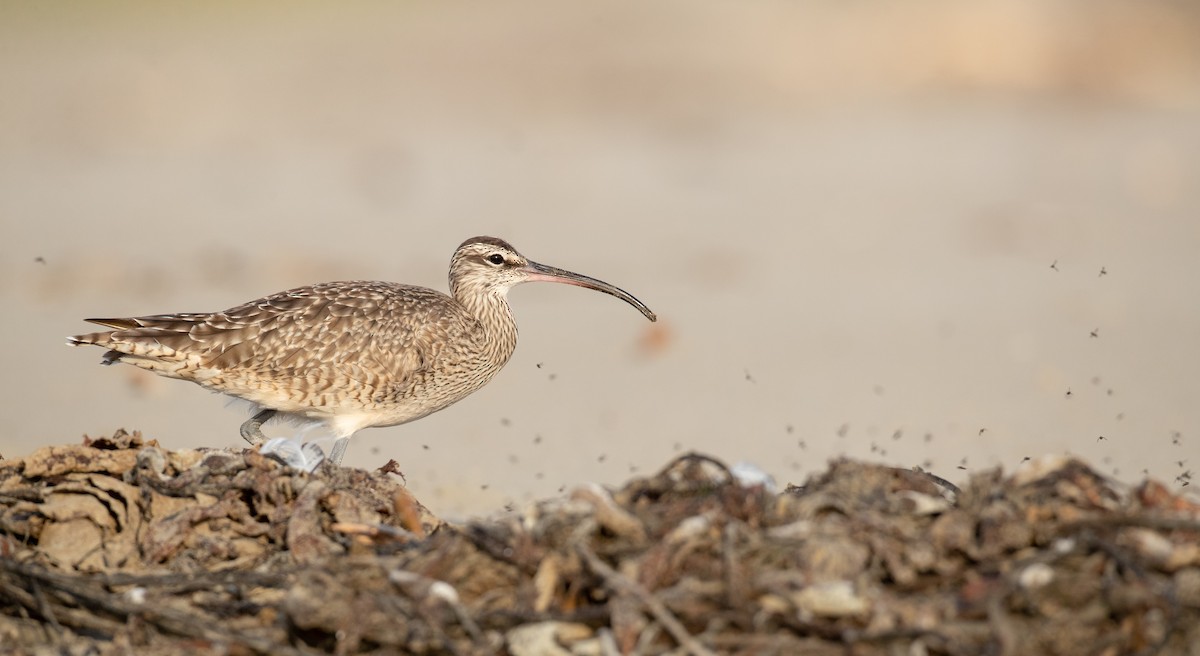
[260,437,326,472]
[730,461,777,493]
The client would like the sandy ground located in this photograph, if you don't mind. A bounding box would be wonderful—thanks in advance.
[2,1,1199,518]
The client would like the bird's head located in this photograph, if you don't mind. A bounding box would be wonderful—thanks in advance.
[449,236,656,321]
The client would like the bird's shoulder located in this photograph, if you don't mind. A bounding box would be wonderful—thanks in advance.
[226,281,449,315]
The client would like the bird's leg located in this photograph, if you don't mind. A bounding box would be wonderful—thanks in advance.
[240,409,276,446]
[328,437,350,466]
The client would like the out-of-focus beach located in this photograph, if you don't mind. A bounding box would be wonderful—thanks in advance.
[2,1,1198,517]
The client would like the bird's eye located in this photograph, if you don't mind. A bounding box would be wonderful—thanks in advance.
[487,254,505,265]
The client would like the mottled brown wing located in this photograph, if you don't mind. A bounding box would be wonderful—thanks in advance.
[78,281,460,400]
[205,282,452,386]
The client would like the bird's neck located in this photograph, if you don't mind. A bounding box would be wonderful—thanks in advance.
[453,283,519,362]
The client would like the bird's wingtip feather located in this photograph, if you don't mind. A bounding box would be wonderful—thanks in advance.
[84,317,138,330]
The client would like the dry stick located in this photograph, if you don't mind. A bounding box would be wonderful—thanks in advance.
[78,586,307,656]
[986,589,1019,656]
[1067,515,1200,533]
[390,569,484,647]
[632,622,663,656]
[98,568,290,592]
[1,559,313,656]
[0,577,124,636]
[30,578,65,637]
[331,521,415,541]
[722,523,740,608]
[1078,532,1177,656]
[576,544,717,656]
[597,628,622,656]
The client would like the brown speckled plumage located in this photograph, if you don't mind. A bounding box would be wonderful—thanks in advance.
[68,237,656,464]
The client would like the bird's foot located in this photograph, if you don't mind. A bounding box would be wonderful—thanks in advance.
[239,409,276,446]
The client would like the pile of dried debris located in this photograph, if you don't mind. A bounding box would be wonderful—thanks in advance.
[1,430,1197,655]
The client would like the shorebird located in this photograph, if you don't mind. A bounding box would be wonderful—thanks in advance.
[68,236,656,465]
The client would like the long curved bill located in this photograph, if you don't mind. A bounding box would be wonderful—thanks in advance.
[523,261,657,322]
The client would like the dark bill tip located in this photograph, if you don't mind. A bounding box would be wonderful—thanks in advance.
[524,261,657,322]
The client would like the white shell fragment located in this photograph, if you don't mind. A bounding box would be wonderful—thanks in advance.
[792,581,870,618]
[1018,563,1056,590]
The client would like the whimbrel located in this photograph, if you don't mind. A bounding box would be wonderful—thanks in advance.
[68,237,656,465]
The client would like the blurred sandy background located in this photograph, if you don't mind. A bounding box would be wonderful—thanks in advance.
[2,1,1198,517]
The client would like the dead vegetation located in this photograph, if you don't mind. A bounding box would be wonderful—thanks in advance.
[1,430,1198,655]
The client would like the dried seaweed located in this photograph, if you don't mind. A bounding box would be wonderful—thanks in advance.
[1,431,1198,655]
